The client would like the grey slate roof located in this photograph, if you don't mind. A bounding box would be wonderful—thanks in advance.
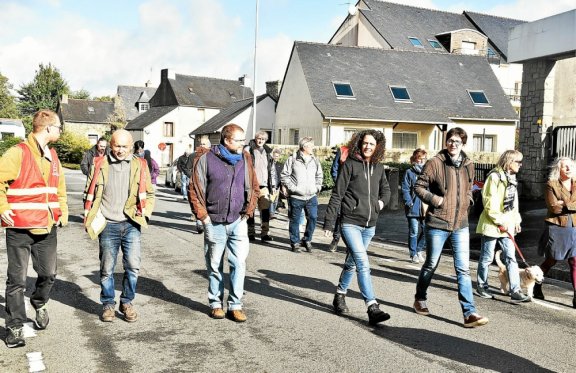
[59,99,114,123]
[294,41,517,123]
[359,0,476,52]
[190,94,268,136]
[117,85,158,121]
[463,11,526,61]
[0,118,24,127]
[125,106,178,130]
[150,74,253,108]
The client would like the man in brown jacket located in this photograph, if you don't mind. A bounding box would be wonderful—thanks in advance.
[412,127,489,328]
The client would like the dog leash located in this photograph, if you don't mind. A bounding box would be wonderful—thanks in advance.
[506,232,530,267]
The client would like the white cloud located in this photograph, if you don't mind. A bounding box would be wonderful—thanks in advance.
[484,0,575,21]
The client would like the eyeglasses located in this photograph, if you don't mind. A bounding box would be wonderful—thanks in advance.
[49,125,63,132]
[232,138,245,143]
[447,139,462,146]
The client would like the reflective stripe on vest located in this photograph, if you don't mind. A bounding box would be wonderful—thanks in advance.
[2,143,62,229]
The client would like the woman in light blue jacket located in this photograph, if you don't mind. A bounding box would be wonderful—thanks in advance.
[401,148,427,263]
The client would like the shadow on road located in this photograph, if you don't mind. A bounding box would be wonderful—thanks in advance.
[371,326,554,372]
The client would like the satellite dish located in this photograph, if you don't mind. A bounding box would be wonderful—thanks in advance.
[348,4,357,16]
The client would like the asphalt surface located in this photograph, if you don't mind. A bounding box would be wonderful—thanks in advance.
[0,170,575,372]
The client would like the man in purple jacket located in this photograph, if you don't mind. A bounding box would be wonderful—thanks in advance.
[188,124,259,322]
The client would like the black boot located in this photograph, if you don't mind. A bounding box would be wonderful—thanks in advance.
[367,304,390,325]
[533,283,545,300]
[573,291,576,309]
[333,294,349,315]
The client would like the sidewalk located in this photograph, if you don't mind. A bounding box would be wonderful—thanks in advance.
[313,197,571,284]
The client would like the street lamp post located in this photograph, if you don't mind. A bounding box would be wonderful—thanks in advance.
[251,0,259,139]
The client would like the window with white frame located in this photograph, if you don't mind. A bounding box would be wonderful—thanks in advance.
[473,134,496,152]
[389,86,412,102]
[392,132,417,149]
[467,90,490,106]
[163,122,174,137]
[408,37,423,47]
[139,103,150,113]
[332,82,355,99]
[291,129,300,145]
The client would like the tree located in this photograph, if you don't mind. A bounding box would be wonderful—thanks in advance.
[17,63,70,115]
[69,89,91,99]
[0,72,19,118]
[93,95,113,102]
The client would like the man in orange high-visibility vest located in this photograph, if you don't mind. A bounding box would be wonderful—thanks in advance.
[0,109,68,348]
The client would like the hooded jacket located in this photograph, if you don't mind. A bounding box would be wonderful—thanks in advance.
[401,164,425,218]
[280,150,323,201]
[415,149,474,231]
[323,152,391,229]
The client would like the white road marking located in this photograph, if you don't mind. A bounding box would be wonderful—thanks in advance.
[532,299,563,310]
[27,351,47,372]
[23,322,37,338]
[381,258,396,262]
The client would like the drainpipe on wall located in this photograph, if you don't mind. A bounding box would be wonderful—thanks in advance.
[327,118,332,146]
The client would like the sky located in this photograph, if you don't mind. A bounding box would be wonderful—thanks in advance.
[0,0,574,97]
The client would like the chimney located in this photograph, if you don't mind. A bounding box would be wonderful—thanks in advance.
[238,74,247,86]
[61,93,68,104]
[161,68,175,81]
[145,80,152,87]
[265,80,282,101]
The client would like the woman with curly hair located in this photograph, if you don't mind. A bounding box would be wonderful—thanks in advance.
[323,129,391,325]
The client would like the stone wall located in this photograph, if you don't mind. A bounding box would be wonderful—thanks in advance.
[518,59,556,198]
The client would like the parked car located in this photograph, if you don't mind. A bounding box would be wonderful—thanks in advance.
[165,160,182,193]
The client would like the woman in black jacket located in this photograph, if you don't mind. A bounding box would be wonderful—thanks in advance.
[323,129,391,325]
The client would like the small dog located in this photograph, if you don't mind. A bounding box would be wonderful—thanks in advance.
[494,250,544,297]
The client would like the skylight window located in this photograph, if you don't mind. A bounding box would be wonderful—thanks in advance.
[333,82,355,99]
[467,90,490,106]
[389,86,412,102]
[428,39,443,50]
[408,37,423,47]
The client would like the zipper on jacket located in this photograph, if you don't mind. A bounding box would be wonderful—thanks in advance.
[453,166,460,230]
[366,161,372,226]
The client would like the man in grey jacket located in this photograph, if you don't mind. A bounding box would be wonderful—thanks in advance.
[281,137,323,252]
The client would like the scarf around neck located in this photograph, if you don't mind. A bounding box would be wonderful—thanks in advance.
[218,144,242,166]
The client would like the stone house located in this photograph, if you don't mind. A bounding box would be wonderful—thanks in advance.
[57,95,114,144]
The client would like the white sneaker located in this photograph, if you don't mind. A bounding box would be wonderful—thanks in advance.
[418,252,426,262]
[410,255,420,264]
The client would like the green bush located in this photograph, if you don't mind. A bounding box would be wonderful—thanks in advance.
[52,131,90,164]
[321,159,335,191]
[0,136,24,156]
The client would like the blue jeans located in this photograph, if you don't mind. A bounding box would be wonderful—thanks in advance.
[99,221,141,306]
[415,227,477,318]
[337,224,377,306]
[288,196,318,246]
[407,217,426,257]
[478,236,521,294]
[181,174,189,199]
[204,217,250,310]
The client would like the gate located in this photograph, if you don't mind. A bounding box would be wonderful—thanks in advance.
[552,126,576,159]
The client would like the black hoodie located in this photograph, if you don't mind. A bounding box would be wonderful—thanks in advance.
[323,153,391,229]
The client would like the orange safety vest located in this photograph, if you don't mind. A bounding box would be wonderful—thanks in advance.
[2,143,62,228]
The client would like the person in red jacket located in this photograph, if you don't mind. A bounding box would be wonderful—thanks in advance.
[0,109,68,348]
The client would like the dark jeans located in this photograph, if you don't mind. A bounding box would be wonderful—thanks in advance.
[5,228,58,328]
[288,196,318,246]
[332,213,342,243]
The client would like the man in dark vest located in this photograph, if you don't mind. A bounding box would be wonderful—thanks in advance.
[189,123,259,322]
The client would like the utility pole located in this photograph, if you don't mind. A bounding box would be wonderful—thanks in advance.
[251,0,259,139]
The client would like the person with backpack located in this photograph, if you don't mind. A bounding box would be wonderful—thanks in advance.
[401,148,428,263]
[476,150,530,303]
[280,137,323,253]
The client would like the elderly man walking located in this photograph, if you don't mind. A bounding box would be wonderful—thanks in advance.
[0,109,68,348]
[281,137,323,253]
[84,129,155,323]
[189,123,259,322]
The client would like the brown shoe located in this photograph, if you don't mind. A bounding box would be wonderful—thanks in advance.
[464,313,489,328]
[227,309,247,322]
[209,308,225,319]
[101,304,115,322]
[119,303,138,322]
[413,300,430,316]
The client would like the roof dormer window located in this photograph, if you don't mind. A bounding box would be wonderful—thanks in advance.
[389,86,412,102]
[428,39,443,50]
[408,37,423,48]
[139,103,150,113]
[467,90,490,106]
[333,82,355,99]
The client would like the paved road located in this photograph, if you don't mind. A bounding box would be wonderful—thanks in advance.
[1,169,575,372]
